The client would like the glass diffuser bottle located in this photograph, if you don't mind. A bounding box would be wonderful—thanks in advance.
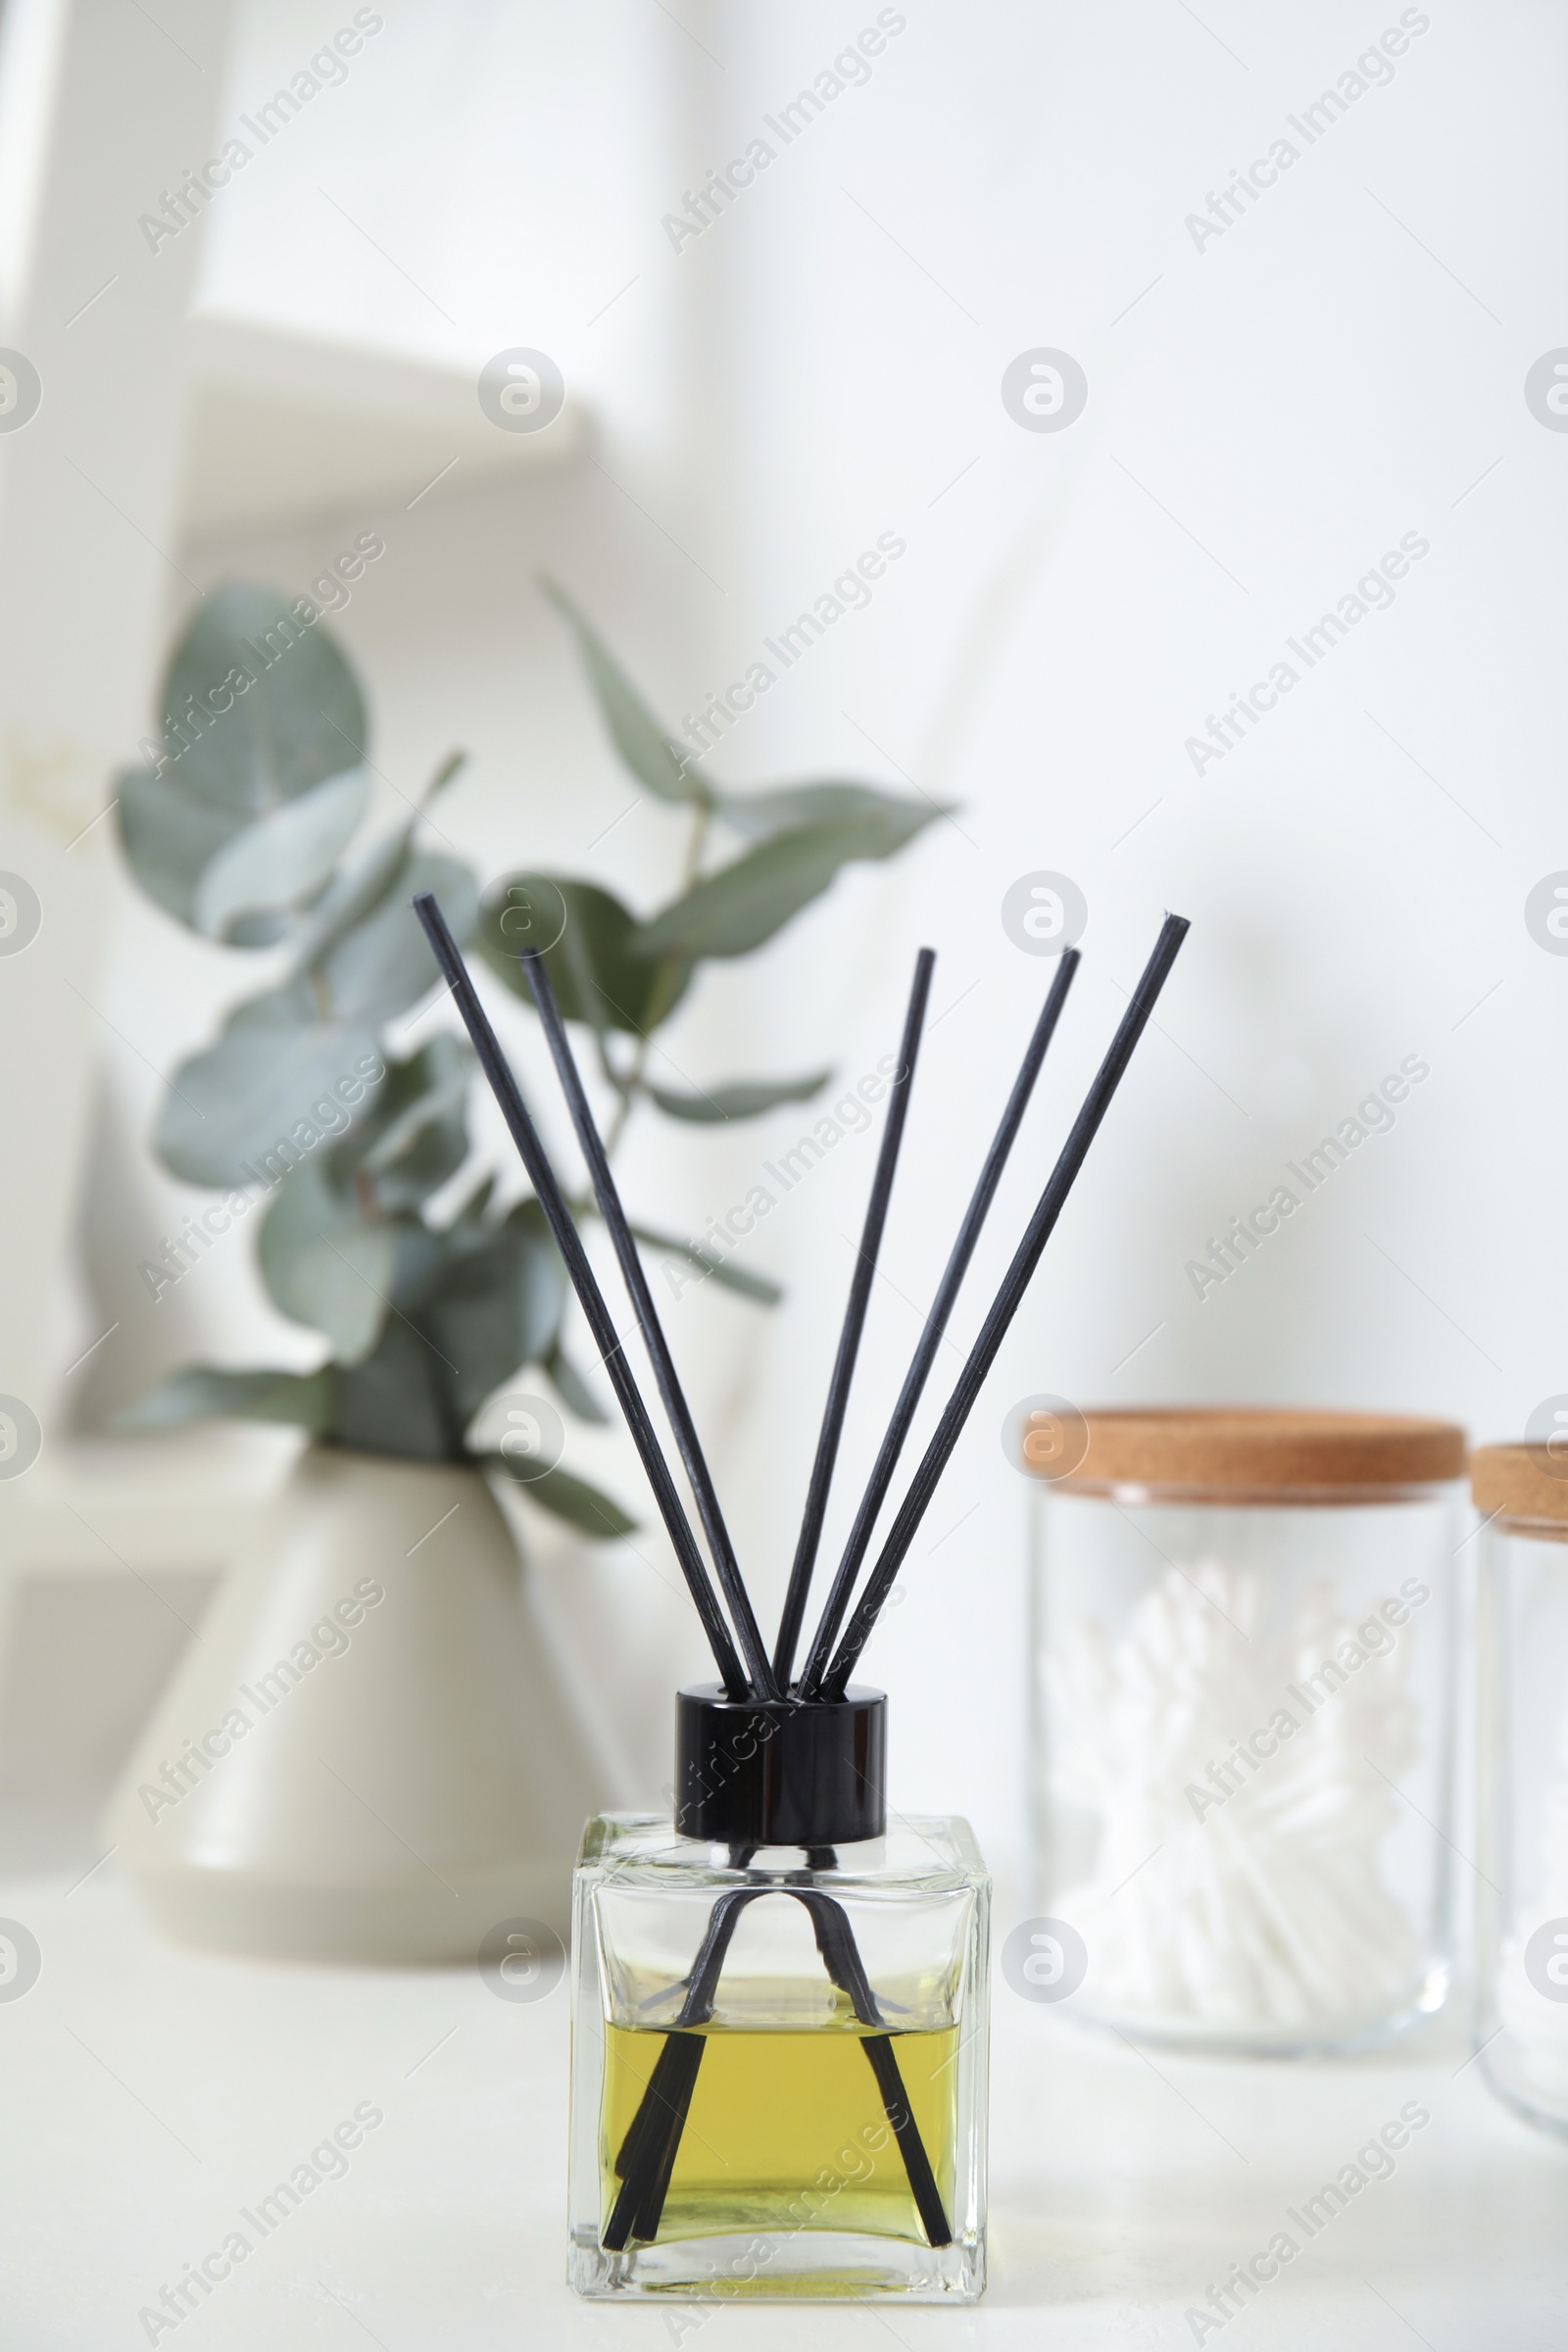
[414,891,1188,2315]
[569,1687,989,2300]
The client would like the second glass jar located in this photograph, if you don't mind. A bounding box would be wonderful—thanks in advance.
[1474,1444,1568,2138]
[1025,1407,1463,2055]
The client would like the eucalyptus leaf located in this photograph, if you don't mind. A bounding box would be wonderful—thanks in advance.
[301,1224,396,1365]
[360,1059,470,1172]
[155,985,380,1189]
[543,1337,610,1424]
[487,1456,637,1539]
[288,819,414,975]
[117,764,252,935]
[646,1069,832,1123]
[194,767,369,942]
[446,1171,496,1228]
[480,873,692,1035]
[385,1217,455,1313]
[257,1159,394,1364]
[416,1201,567,1428]
[542,577,704,806]
[286,751,465,978]
[328,1318,460,1459]
[630,1222,783,1305]
[714,780,937,843]
[117,1364,332,1432]
[318,850,477,1025]
[634,804,946,961]
[333,1036,472,1211]
[160,583,366,815]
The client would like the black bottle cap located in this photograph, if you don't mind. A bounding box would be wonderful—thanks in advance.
[675,1684,887,1846]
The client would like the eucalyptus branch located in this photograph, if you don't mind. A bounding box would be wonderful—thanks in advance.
[117,573,940,1520]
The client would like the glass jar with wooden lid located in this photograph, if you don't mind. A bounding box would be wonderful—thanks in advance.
[1020,1406,1464,2054]
[1472,1444,1568,2136]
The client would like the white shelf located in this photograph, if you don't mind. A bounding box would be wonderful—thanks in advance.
[179,314,589,538]
[0,1429,298,1575]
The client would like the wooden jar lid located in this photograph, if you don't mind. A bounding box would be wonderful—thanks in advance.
[1471,1445,1568,1533]
[1041,1407,1465,1499]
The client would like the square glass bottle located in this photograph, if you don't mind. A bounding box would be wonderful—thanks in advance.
[568,1686,989,2302]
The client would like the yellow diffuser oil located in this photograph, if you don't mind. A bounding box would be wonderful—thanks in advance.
[601,2014,962,2248]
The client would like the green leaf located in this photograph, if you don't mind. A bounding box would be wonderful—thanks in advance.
[630,1222,783,1305]
[318,850,477,1025]
[714,780,940,843]
[155,985,380,1189]
[488,1457,637,1539]
[328,1319,461,1459]
[542,577,703,805]
[300,1224,394,1364]
[193,767,369,942]
[256,1157,395,1364]
[446,1171,496,1228]
[116,764,255,935]
[384,1216,455,1313]
[160,582,367,816]
[646,1069,832,1123]
[333,1036,472,1212]
[286,751,466,978]
[415,1200,567,1428]
[543,1337,610,1424]
[479,873,692,1035]
[633,805,945,962]
[289,819,412,975]
[118,1364,332,1433]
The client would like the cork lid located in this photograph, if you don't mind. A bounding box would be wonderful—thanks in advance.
[1471,1445,1568,1536]
[1032,1407,1465,1502]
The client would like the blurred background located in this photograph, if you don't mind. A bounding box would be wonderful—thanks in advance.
[0,0,1559,1889]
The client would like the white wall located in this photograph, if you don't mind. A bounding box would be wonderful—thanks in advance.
[77,0,1567,1872]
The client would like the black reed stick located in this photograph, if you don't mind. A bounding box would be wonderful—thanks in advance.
[771,949,935,1690]
[603,1885,752,2251]
[794,1887,952,2247]
[797,950,1080,1698]
[820,912,1189,1697]
[412,892,750,1699]
[518,946,781,1699]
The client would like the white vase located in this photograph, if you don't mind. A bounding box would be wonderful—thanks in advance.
[104,1446,611,1963]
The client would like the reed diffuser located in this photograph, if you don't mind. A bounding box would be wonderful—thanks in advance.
[415,892,1188,2303]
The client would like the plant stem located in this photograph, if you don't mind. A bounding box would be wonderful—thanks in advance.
[682,800,711,891]
[601,797,710,1156]
[602,1091,634,1156]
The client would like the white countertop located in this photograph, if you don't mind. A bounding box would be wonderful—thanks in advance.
[3,1866,1565,2350]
